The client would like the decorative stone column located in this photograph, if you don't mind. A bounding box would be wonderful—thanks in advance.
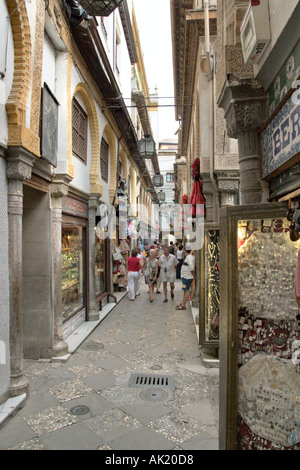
[217,173,240,206]
[6,148,34,397]
[50,175,72,358]
[218,80,266,205]
[88,195,101,321]
[201,176,217,223]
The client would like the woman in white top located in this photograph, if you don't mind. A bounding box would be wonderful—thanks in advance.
[176,244,184,279]
[145,249,159,302]
[159,246,178,303]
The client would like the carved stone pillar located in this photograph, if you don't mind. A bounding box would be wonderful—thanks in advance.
[202,176,217,223]
[6,148,34,397]
[88,195,101,321]
[50,175,71,358]
[217,173,240,206]
[218,80,266,205]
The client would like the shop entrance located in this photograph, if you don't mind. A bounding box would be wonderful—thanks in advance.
[61,219,87,326]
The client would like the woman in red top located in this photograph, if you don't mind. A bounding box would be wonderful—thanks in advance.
[126,248,143,301]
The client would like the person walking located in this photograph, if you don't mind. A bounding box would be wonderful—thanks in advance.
[126,248,143,301]
[136,245,144,296]
[169,241,175,255]
[144,249,159,302]
[176,246,195,310]
[176,244,184,279]
[154,247,162,294]
[188,250,196,301]
[159,246,178,303]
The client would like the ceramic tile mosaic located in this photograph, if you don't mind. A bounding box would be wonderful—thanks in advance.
[238,355,300,450]
[237,219,300,450]
[238,221,300,322]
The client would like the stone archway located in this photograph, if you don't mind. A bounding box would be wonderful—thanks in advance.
[70,83,103,196]
[5,0,38,154]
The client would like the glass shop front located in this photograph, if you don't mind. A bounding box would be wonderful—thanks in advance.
[62,223,85,323]
[219,204,300,451]
[237,217,300,450]
[62,194,88,337]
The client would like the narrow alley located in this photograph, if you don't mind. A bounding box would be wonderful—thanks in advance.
[0,282,219,451]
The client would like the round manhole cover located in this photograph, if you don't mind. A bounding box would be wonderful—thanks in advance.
[151,365,162,371]
[139,388,169,403]
[82,342,104,351]
[70,405,90,416]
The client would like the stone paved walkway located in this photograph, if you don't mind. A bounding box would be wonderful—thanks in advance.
[0,281,219,450]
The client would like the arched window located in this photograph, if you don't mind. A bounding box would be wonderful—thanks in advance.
[100,138,109,182]
[72,97,88,164]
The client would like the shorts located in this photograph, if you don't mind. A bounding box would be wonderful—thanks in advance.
[182,278,193,291]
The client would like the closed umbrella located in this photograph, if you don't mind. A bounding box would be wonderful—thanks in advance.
[189,158,206,218]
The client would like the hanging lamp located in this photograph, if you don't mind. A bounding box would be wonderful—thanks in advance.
[79,0,123,16]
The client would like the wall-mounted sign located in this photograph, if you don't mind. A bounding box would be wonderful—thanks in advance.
[62,195,88,219]
[260,93,300,180]
[41,83,59,168]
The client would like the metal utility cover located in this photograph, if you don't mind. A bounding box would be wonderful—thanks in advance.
[129,373,175,390]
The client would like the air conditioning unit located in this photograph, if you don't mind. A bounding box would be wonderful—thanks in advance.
[240,0,271,65]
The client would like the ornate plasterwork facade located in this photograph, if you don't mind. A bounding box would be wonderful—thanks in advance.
[216,0,268,205]
[171,0,240,221]
[6,0,38,156]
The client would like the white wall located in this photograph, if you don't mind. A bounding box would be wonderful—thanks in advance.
[253,0,299,76]
[42,34,56,95]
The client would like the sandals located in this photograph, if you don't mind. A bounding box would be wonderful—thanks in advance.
[176,304,186,310]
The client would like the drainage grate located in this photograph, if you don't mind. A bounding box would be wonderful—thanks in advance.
[129,373,174,390]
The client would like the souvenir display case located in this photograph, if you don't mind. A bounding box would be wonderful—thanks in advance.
[199,224,220,353]
[95,232,106,296]
[62,225,85,322]
[219,203,300,450]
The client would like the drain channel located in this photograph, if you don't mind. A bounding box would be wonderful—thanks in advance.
[129,373,174,389]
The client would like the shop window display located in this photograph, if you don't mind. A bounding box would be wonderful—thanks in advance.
[199,226,220,352]
[95,232,106,296]
[237,218,300,450]
[62,225,85,322]
[205,230,220,342]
